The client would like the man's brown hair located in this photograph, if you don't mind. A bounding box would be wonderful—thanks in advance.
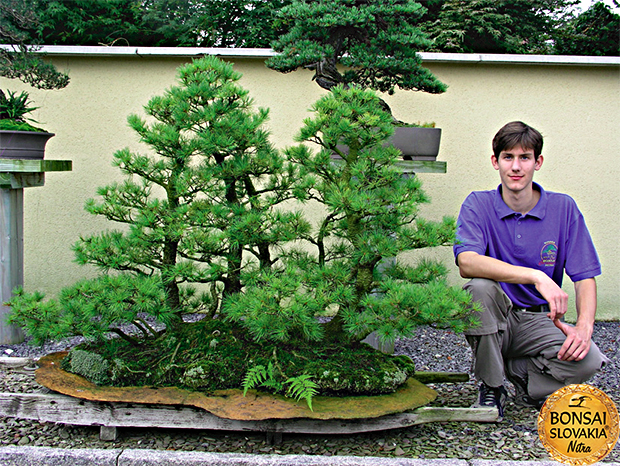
[492,121,543,160]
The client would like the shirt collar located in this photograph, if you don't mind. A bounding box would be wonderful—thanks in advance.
[494,182,547,220]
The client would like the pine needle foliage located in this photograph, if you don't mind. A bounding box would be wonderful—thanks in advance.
[72,56,306,325]
[223,86,479,347]
[7,275,169,345]
[267,0,446,95]
[0,0,70,90]
[8,56,307,340]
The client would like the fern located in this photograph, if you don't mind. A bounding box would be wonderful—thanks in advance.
[242,364,318,411]
[242,364,268,396]
[242,362,284,395]
[286,374,319,411]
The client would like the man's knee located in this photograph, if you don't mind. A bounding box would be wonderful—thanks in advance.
[530,343,609,399]
[464,278,502,301]
[463,279,510,335]
[565,345,608,384]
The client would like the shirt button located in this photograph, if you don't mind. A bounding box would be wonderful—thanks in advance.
[517,234,522,239]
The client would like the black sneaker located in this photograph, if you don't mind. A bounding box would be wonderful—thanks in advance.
[473,383,507,421]
[505,359,545,409]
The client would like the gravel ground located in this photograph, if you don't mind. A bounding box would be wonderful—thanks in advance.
[0,322,618,462]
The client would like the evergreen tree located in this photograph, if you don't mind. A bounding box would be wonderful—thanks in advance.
[0,0,69,90]
[33,0,291,48]
[419,0,579,54]
[223,86,477,346]
[554,1,620,56]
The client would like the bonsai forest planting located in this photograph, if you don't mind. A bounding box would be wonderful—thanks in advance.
[7,56,478,410]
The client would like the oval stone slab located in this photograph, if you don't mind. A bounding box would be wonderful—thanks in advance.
[36,352,437,421]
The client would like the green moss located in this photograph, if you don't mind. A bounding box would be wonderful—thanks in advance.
[63,349,111,386]
[68,318,416,397]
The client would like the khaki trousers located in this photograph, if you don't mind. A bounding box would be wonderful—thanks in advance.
[464,279,609,400]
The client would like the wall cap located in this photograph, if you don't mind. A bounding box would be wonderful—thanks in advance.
[2,45,618,66]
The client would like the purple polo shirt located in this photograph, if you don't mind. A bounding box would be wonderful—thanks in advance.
[453,183,601,307]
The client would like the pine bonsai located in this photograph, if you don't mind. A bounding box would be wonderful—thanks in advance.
[266,0,446,101]
[9,55,306,343]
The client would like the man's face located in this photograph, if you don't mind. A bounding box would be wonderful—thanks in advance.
[491,145,543,194]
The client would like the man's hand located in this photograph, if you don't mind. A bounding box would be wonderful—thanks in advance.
[534,271,593,361]
[553,278,597,362]
[532,270,568,320]
[554,320,593,361]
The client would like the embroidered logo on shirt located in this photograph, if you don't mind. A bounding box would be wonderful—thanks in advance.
[540,241,558,266]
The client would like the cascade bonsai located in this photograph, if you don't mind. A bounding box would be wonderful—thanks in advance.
[266,0,447,160]
[266,0,446,116]
[8,57,477,408]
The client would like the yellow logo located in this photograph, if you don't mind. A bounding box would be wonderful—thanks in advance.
[538,384,619,465]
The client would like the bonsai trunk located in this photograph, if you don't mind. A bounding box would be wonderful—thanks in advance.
[224,177,243,296]
[162,239,183,331]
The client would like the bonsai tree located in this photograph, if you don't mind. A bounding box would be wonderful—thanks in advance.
[0,0,70,129]
[224,86,476,349]
[266,0,446,113]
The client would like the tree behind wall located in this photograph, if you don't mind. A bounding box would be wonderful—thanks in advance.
[554,1,620,56]
[0,0,69,89]
[31,0,290,47]
[419,0,580,54]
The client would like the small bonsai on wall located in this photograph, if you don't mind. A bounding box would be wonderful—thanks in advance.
[267,0,447,160]
[8,57,476,407]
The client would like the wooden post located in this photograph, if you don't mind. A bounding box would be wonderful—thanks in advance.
[0,159,72,345]
[0,187,25,344]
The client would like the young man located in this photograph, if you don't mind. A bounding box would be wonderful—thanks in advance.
[453,121,608,420]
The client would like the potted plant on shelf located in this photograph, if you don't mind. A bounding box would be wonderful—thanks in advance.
[0,90,55,159]
[266,0,446,161]
[0,1,70,159]
[8,57,478,416]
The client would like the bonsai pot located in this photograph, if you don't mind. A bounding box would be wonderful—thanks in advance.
[334,126,441,161]
[0,130,55,159]
[392,126,441,161]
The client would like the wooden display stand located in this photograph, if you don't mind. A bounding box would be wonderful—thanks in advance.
[0,159,72,344]
[0,358,497,443]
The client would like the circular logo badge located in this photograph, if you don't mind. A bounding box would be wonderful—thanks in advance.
[538,384,619,465]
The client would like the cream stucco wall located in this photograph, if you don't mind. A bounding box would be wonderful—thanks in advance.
[1,48,618,321]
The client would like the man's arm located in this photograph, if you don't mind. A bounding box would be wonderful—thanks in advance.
[457,251,569,318]
[458,251,597,362]
[554,278,596,362]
